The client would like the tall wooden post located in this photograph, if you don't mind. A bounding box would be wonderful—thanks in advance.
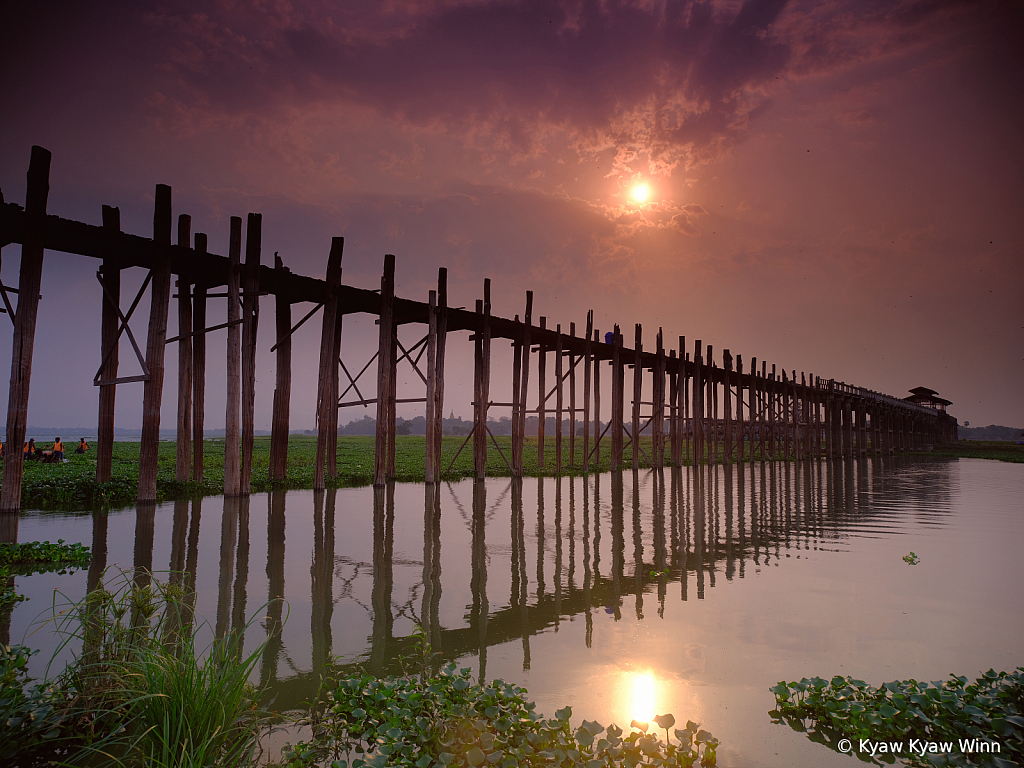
[736,355,745,463]
[781,369,790,461]
[425,290,438,482]
[842,398,854,458]
[857,403,867,455]
[583,311,593,473]
[138,184,173,504]
[1,146,50,515]
[475,280,491,481]
[516,292,532,474]
[510,318,522,476]
[748,357,758,461]
[240,214,261,494]
[537,317,547,472]
[387,319,397,479]
[374,254,395,487]
[653,329,665,468]
[432,269,448,475]
[269,254,292,481]
[555,324,563,474]
[767,364,777,461]
[314,238,344,491]
[692,340,703,465]
[96,205,121,483]
[192,234,208,482]
[723,349,733,465]
[175,214,193,483]
[223,216,242,497]
[632,324,642,470]
[593,329,601,467]
[569,322,577,471]
[610,325,623,471]
[669,350,679,467]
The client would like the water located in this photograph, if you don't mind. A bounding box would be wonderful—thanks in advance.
[4,456,1022,767]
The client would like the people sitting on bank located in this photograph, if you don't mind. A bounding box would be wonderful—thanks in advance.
[52,438,64,462]
[23,439,36,460]
[75,438,89,454]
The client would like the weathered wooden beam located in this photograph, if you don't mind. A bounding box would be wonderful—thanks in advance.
[516,292,532,475]
[537,316,547,472]
[610,325,623,471]
[653,329,665,468]
[192,234,208,482]
[96,205,121,483]
[239,214,261,494]
[373,254,395,487]
[569,322,577,472]
[632,324,642,471]
[175,214,193,483]
[723,349,733,465]
[270,253,292,481]
[1,146,50,516]
[314,239,344,490]
[138,184,173,504]
[510,316,522,476]
[593,328,601,467]
[669,350,678,466]
[432,269,448,479]
[555,324,563,474]
[582,311,592,473]
[736,354,745,463]
[223,217,242,497]
[692,340,703,465]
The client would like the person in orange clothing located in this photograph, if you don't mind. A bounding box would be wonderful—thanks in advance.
[75,438,89,454]
[23,439,36,460]
[52,437,64,462]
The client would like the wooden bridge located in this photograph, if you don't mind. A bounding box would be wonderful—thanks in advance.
[0,146,958,513]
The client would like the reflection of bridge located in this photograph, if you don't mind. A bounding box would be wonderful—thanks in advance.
[151,459,943,712]
[0,147,956,521]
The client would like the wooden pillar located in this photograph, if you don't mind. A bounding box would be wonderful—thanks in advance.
[736,355,745,463]
[474,280,491,481]
[767,365,777,461]
[138,184,173,504]
[269,254,292,481]
[516,292,532,475]
[569,322,577,471]
[555,324,563,474]
[432,269,448,476]
[681,339,689,465]
[632,324,643,470]
[692,340,703,465]
[583,312,592,473]
[373,254,395,487]
[240,213,261,495]
[175,214,193,483]
[191,235,208,482]
[723,349,733,465]
[1,146,50,514]
[386,319,397,479]
[425,290,438,482]
[96,205,121,483]
[610,325,623,471]
[314,238,344,491]
[223,217,242,497]
[653,329,665,468]
[709,354,717,465]
[510,317,522,476]
[537,317,547,472]
[781,369,790,461]
[593,329,601,467]
[857,402,868,455]
[669,350,679,467]
[842,398,853,458]
[748,357,758,462]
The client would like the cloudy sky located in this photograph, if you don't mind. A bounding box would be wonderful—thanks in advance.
[2,0,1021,433]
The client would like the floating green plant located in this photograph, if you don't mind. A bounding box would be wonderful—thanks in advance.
[903,551,921,565]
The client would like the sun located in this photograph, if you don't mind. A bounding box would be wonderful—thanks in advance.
[632,183,649,203]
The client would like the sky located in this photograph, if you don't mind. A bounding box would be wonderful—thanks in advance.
[1,0,1022,434]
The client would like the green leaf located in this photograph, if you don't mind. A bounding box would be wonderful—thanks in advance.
[555,705,572,721]
[466,747,487,766]
[654,713,675,730]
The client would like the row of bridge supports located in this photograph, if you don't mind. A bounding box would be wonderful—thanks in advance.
[0,146,953,515]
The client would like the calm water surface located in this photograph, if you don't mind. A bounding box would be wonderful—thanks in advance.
[5,456,1023,767]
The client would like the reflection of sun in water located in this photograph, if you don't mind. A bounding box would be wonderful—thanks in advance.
[629,671,658,722]
[632,184,649,203]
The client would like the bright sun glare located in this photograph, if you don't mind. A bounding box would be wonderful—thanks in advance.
[632,184,649,203]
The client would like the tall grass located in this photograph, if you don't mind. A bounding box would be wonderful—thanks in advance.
[12,569,278,767]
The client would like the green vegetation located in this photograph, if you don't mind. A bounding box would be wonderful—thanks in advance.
[281,662,718,768]
[928,441,1024,464]
[2,570,273,767]
[902,551,920,565]
[0,539,92,608]
[770,669,1024,767]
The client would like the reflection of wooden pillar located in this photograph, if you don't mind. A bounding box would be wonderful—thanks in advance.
[138,185,173,503]
[175,215,193,483]
[312,488,335,671]
[314,239,344,490]
[374,256,395,487]
[270,254,292,481]
[192,235,208,483]
[224,217,242,497]
[97,206,121,483]
[261,490,286,688]
[369,486,394,676]
[215,496,239,638]
[230,496,251,646]
[2,146,50,514]
[471,480,489,683]
[422,484,443,673]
